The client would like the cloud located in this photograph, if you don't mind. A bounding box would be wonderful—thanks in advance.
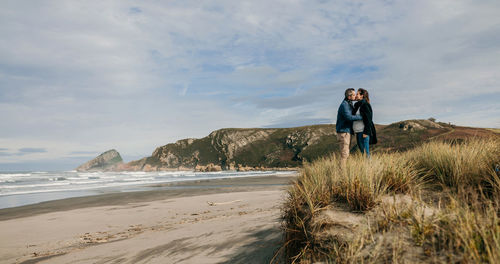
[0,147,47,158]
[264,117,332,128]
[0,0,499,170]
[129,7,142,14]
[18,148,47,153]
[69,151,99,155]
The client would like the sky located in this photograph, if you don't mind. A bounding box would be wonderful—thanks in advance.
[1,0,499,171]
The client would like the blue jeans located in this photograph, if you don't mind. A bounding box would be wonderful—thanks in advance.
[356,133,370,157]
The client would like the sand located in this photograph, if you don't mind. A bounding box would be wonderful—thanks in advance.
[0,174,296,264]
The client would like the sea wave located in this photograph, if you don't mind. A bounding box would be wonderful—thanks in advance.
[0,170,298,198]
[120,171,147,175]
[0,182,72,189]
[49,177,67,181]
[0,173,32,178]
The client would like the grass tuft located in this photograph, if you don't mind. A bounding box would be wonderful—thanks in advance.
[409,138,500,198]
[281,137,500,263]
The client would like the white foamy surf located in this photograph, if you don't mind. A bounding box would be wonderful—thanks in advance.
[0,170,296,209]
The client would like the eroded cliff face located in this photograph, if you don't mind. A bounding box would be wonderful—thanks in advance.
[397,120,444,131]
[285,126,335,151]
[126,125,337,171]
[76,120,499,172]
[209,129,277,161]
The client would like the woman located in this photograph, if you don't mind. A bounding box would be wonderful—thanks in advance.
[352,88,377,157]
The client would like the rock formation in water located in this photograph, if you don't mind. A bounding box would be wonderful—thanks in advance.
[76,149,123,171]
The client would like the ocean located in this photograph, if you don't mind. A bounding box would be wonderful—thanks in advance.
[0,170,296,209]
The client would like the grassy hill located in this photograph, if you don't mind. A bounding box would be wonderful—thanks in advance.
[125,125,339,171]
[123,119,498,171]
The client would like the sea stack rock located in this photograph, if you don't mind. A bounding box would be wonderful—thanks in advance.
[76,149,123,171]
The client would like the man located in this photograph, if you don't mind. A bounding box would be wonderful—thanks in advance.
[336,88,363,165]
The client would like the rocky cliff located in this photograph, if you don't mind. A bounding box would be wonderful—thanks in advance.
[76,149,123,171]
[123,125,337,171]
[77,120,499,172]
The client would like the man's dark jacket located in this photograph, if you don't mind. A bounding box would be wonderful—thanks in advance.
[353,99,377,145]
[336,99,362,134]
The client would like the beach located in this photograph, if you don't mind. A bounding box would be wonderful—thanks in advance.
[0,174,296,264]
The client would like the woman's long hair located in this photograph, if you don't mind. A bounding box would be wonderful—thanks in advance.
[358,88,370,103]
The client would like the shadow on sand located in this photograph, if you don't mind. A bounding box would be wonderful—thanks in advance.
[220,226,284,264]
[129,224,284,263]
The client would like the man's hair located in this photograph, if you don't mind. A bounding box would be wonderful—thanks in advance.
[344,88,355,99]
[358,88,370,103]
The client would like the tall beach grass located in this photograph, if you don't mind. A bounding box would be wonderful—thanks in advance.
[281,137,500,263]
[408,138,500,200]
[282,152,421,262]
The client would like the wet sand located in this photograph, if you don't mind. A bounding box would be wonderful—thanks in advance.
[0,174,296,264]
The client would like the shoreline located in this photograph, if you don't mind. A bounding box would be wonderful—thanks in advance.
[0,173,297,221]
[0,170,298,210]
[0,174,296,263]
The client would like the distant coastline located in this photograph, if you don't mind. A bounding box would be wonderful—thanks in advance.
[77,120,500,172]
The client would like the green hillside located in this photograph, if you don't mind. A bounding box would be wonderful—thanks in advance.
[121,120,498,171]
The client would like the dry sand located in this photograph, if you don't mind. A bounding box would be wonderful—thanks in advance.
[0,174,296,264]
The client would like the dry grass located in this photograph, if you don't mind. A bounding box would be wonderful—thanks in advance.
[408,138,500,197]
[486,128,500,134]
[282,152,421,262]
[413,198,500,263]
[281,137,500,263]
